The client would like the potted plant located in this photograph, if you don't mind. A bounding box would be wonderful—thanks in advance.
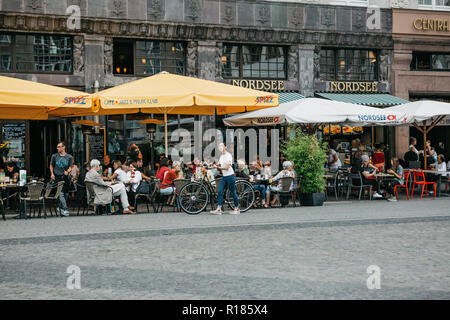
[283,127,327,206]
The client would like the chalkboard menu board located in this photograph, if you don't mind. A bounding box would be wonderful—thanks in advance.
[2,123,26,140]
[87,129,105,161]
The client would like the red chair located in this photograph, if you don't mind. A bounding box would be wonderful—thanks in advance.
[411,169,436,199]
[394,170,410,200]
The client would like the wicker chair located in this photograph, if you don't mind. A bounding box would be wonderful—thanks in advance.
[133,180,155,214]
[20,181,46,218]
[85,181,115,215]
[275,176,294,207]
[44,181,65,217]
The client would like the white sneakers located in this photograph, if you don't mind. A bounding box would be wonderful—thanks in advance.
[372,193,383,199]
[229,208,241,215]
[210,208,240,215]
[210,208,223,215]
[60,209,70,217]
[387,196,398,202]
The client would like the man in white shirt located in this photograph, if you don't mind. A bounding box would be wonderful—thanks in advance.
[210,143,240,215]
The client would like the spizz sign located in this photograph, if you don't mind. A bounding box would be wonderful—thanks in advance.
[63,95,89,105]
[255,96,274,104]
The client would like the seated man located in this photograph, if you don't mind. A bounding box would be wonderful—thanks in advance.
[85,159,135,214]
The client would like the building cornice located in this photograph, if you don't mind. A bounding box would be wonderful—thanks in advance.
[0,12,394,48]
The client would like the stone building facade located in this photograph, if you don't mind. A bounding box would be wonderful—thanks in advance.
[0,0,395,175]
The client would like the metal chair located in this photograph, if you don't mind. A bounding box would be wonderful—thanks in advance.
[346,172,373,200]
[44,180,65,217]
[134,180,155,214]
[20,181,46,218]
[0,197,5,220]
[325,171,339,201]
[411,169,436,199]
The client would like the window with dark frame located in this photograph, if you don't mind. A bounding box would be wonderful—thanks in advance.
[113,39,134,75]
[0,33,72,73]
[135,41,185,76]
[410,52,450,71]
[222,44,287,79]
[319,48,378,81]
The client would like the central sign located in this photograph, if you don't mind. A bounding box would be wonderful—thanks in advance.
[232,79,285,91]
[329,81,379,93]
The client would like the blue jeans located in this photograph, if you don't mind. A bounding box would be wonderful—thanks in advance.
[253,184,266,199]
[218,175,239,208]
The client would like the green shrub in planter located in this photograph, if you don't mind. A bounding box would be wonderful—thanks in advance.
[283,127,327,204]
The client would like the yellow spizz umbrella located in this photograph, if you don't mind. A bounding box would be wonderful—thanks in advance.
[0,75,92,119]
[54,72,279,156]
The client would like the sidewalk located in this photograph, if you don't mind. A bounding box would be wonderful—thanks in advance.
[0,198,448,241]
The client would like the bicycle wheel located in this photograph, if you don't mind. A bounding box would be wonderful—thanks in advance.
[226,180,255,212]
[178,182,209,215]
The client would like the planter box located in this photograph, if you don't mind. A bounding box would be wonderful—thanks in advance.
[299,192,325,206]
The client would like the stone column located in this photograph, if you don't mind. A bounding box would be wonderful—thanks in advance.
[392,49,413,158]
[84,35,106,92]
[298,45,315,97]
[196,40,219,157]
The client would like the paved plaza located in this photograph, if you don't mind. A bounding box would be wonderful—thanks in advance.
[0,198,449,299]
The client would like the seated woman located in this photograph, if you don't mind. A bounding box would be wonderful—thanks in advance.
[372,144,385,171]
[429,154,447,185]
[268,161,295,206]
[384,157,405,202]
[155,157,169,181]
[109,160,128,184]
[234,159,267,208]
[125,161,142,207]
[160,161,181,206]
[354,155,383,199]
[5,162,19,180]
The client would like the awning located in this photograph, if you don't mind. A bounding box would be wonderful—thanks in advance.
[278,92,304,104]
[315,93,408,107]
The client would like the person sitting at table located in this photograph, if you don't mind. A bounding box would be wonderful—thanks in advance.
[262,160,272,177]
[327,144,342,172]
[108,160,127,184]
[85,159,135,214]
[426,146,438,168]
[372,144,385,171]
[160,161,180,206]
[428,155,447,193]
[268,161,295,207]
[253,155,263,173]
[384,157,405,202]
[126,161,142,207]
[102,154,114,177]
[5,162,19,180]
[156,157,169,181]
[201,162,216,185]
[289,161,299,192]
[354,155,383,199]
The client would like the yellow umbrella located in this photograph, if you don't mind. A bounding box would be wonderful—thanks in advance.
[0,75,92,119]
[54,72,279,156]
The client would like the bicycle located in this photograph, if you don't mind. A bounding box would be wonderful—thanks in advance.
[177,175,255,215]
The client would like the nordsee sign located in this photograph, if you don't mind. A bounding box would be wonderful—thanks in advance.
[357,114,397,121]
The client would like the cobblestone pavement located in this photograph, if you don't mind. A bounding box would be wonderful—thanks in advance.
[0,198,449,299]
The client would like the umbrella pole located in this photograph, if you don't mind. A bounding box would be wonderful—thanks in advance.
[164,112,168,157]
[423,121,427,169]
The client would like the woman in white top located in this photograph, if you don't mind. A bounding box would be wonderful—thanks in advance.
[110,160,128,184]
[210,143,240,215]
[125,161,142,207]
[327,146,342,171]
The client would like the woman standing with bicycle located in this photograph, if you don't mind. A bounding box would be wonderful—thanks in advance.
[210,143,240,215]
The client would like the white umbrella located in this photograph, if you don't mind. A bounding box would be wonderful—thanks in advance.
[223,98,407,127]
[385,100,450,168]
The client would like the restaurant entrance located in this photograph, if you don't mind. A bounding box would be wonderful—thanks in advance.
[29,120,65,179]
